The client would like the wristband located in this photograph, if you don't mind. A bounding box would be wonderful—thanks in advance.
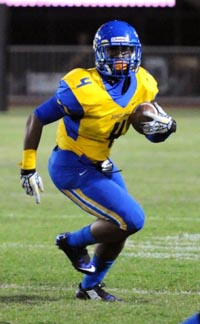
[21,149,37,170]
[20,169,36,175]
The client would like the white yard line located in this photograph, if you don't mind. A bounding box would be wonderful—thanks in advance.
[123,251,200,260]
[1,233,200,260]
[125,234,200,260]
[0,284,199,296]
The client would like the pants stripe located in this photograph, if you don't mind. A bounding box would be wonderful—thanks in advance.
[62,188,127,230]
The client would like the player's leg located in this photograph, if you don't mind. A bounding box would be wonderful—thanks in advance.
[49,148,144,238]
[54,187,133,275]
[49,149,145,280]
[94,238,126,260]
[61,174,144,300]
[77,239,125,286]
[60,173,144,248]
[76,240,125,301]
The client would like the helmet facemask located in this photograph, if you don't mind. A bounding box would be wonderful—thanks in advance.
[95,44,141,78]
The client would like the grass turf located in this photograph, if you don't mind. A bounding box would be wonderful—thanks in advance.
[0,107,199,324]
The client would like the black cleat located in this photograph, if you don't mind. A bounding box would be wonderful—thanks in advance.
[75,282,123,302]
[55,232,96,275]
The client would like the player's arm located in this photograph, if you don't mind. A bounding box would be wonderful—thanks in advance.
[20,95,66,203]
[136,68,176,142]
[20,113,44,204]
[143,102,177,143]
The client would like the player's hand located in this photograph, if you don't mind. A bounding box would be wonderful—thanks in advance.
[20,170,44,204]
[141,115,176,135]
[140,102,176,135]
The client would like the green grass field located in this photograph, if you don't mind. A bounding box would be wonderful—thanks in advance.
[0,107,199,324]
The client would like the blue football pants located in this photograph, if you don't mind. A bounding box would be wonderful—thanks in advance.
[48,147,145,233]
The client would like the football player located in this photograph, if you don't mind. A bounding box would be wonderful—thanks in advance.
[20,20,176,301]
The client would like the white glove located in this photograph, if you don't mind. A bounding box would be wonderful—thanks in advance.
[101,159,113,172]
[141,102,175,135]
[20,171,44,204]
[141,115,173,135]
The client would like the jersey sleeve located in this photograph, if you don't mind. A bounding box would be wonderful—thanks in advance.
[55,71,84,118]
[145,132,173,143]
[34,95,66,125]
[136,67,159,102]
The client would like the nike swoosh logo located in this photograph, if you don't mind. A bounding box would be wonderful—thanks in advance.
[78,264,96,273]
[79,169,88,176]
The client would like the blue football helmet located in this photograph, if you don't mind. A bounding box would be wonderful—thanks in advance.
[93,20,142,78]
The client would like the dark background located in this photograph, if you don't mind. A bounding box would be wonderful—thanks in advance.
[7,0,200,46]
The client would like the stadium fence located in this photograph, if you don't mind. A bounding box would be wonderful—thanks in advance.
[7,45,200,106]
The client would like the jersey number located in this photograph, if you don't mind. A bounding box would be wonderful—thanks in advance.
[107,119,127,148]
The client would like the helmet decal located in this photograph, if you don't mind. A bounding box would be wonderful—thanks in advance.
[110,36,129,42]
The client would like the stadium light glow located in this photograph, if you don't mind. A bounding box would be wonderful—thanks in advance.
[0,0,176,7]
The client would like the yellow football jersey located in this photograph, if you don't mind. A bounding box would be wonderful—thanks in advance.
[56,67,158,162]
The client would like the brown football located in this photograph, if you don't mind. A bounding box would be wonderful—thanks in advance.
[129,102,158,134]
